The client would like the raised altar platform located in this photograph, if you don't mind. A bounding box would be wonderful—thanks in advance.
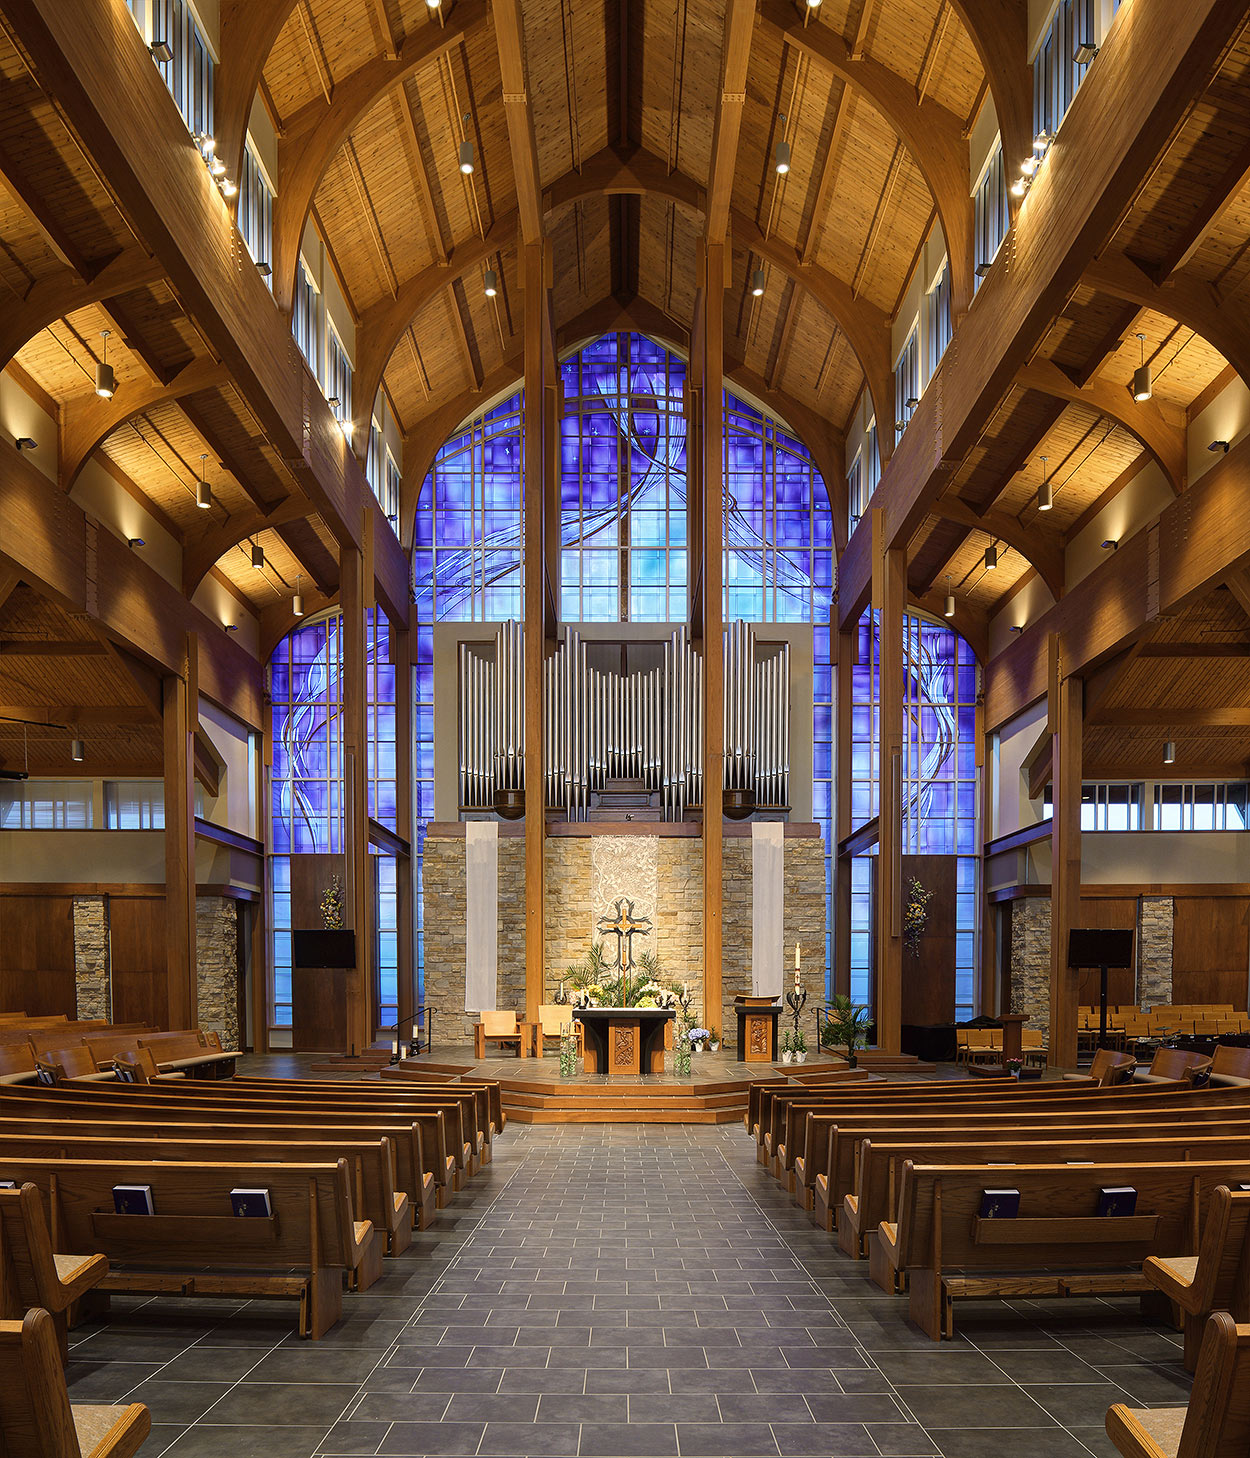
[575,1007,675,1075]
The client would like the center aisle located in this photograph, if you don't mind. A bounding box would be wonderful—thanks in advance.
[68,1124,1185,1457]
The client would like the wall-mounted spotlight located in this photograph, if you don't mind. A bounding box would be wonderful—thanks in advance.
[484,269,498,298]
[197,454,212,510]
[1101,538,1119,551]
[149,38,173,62]
[1163,739,1176,765]
[975,262,993,278]
[220,179,238,198]
[127,537,145,549]
[943,575,955,619]
[458,115,475,175]
[224,622,240,633]
[1209,440,1230,454]
[256,260,272,277]
[326,396,340,410]
[1132,332,1152,401]
[984,543,998,570]
[751,269,765,297]
[1073,40,1099,65]
[95,329,115,399]
[1037,455,1053,511]
[71,738,85,763]
[14,437,36,452]
[251,541,265,571]
[1008,624,1024,634]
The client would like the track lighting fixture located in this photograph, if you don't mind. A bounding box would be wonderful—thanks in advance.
[1037,455,1052,512]
[1132,333,1152,401]
[293,575,305,618]
[149,38,173,63]
[14,437,36,452]
[196,454,211,510]
[95,330,115,399]
[1163,739,1176,765]
[774,118,790,176]
[944,576,955,619]
[251,540,264,571]
[1209,440,1230,454]
[751,269,765,297]
[484,269,498,298]
[984,543,998,570]
[71,738,85,763]
[1073,40,1099,65]
[459,116,475,175]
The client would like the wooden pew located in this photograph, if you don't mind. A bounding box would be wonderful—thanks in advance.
[82,1030,237,1080]
[877,1158,1250,1341]
[35,1048,117,1084]
[0,1183,108,1359]
[1106,1311,1250,1458]
[0,1097,453,1216]
[1063,1049,1138,1085]
[0,1130,420,1255]
[793,1085,1250,1214]
[0,1044,39,1085]
[1210,1045,1250,1088]
[839,1134,1250,1262]
[1136,1049,1214,1085]
[6,1157,369,1338]
[1144,1185,1250,1369]
[0,1307,150,1458]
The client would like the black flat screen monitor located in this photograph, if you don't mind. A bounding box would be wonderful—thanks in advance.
[292,929,356,968]
[1067,928,1134,970]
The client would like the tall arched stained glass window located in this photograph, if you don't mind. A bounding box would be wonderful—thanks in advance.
[848,609,980,1020]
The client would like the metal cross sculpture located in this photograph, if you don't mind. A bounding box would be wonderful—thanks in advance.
[596,897,653,1005]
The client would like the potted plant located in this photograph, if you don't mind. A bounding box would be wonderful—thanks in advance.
[824,994,871,1068]
[794,1029,808,1064]
[708,1027,720,1053]
[1004,1056,1024,1080]
[780,1029,795,1064]
[688,1027,710,1055]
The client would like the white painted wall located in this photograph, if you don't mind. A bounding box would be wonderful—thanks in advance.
[199,698,256,837]
[988,575,1057,657]
[1190,378,1250,485]
[1065,460,1172,590]
[994,697,1048,838]
[0,377,56,484]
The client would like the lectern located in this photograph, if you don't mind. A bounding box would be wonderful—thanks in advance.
[291,929,356,1053]
[735,995,781,1063]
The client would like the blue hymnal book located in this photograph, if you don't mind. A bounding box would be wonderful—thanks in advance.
[1098,1186,1137,1217]
[979,1188,1020,1219]
[112,1184,154,1215]
[230,1188,273,1219]
[0,1180,16,1190]
[36,1066,56,1086]
[113,1061,137,1083]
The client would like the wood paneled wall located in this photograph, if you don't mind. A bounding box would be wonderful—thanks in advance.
[0,895,75,1015]
[108,896,166,1027]
[1172,897,1250,1007]
[901,855,956,1025]
[1076,896,1140,1005]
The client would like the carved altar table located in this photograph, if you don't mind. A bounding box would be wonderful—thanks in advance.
[576,1008,676,1075]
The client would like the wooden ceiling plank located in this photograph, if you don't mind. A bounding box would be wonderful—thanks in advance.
[1152,136,1250,283]
[1089,706,1250,727]
[800,84,852,266]
[178,396,290,516]
[922,497,1065,600]
[397,83,448,264]
[0,138,95,280]
[367,0,399,60]
[1063,299,1142,389]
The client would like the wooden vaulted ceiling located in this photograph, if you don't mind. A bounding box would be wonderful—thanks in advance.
[0,0,1248,706]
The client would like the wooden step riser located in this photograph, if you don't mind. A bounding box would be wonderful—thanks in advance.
[506,1107,743,1124]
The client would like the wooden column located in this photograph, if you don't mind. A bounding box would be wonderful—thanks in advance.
[340,527,373,1056]
[163,632,199,1030]
[834,625,854,999]
[872,508,905,1052]
[699,242,726,1034]
[978,704,996,1015]
[523,240,551,1023]
[252,707,270,1052]
[392,610,415,1041]
[1048,631,1082,1070]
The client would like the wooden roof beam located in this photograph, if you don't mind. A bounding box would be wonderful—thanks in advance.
[215,0,303,186]
[1062,299,1142,389]
[919,498,1066,601]
[705,0,757,245]
[837,0,1245,630]
[178,396,291,515]
[270,0,487,311]
[761,0,974,318]
[273,517,341,597]
[0,138,95,280]
[1088,705,1250,728]
[1147,137,1250,284]
[945,0,1032,207]
[181,497,314,599]
[492,0,544,245]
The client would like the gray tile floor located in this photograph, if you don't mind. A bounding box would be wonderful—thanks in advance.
[66,1125,1189,1458]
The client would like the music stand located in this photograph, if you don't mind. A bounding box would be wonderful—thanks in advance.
[1067,928,1135,1052]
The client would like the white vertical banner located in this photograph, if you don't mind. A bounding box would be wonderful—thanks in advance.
[464,821,498,1012]
[752,821,785,998]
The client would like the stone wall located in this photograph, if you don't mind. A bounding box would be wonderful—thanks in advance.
[497,838,527,1020]
[196,896,239,1050]
[544,838,592,1000]
[654,838,703,1022]
[1009,897,1051,1027]
[1138,896,1173,1008]
[73,896,109,1021]
[422,836,470,1041]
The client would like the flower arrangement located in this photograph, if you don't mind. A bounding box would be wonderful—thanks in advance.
[903,876,933,958]
[320,876,345,930]
[564,942,683,1010]
[687,1027,710,1048]
[673,1011,692,1076]
[1004,1056,1024,1079]
[559,1025,579,1078]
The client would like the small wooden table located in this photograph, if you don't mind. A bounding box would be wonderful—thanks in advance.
[576,1008,674,1075]
[734,996,781,1063]
[473,1022,532,1058]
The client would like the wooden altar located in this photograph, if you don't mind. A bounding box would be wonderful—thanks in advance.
[576,1008,675,1075]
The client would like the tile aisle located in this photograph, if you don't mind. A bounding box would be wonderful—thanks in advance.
[66,1125,1190,1457]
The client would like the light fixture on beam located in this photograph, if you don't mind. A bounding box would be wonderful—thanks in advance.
[751,269,765,297]
[774,117,791,176]
[196,454,212,510]
[293,574,305,619]
[905,396,919,410]
[256,260,272,277]
[1163,739,1176,765]
[1209,439,1230,454]
[251,540,265,571]
[975,262,992,278]
[95,330,115,399]
[70,738,85,763]
[1037,455,1053,511]
[1102,538,1119,551]
[14,437,36,452]
[484,268,498,298]
[1132,332,1152,401]
[984,543,998,570]
[326,396,340,410]
[219,178,238,198]
[127,537,145,549]
[1010,174,1029,199]
[149,38,173,62]
[1073,39,1099,65]
[458,116,475,175]
[224,622,239,632]
[1008,624,1024,634]
[944,575,955,619]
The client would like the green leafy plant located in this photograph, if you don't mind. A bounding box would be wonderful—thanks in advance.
[824,994,871,1061]
[819,1019,840,1049]
[793,1029,807,1055]
[781,1029,795,1055]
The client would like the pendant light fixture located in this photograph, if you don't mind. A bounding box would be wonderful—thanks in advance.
[984,542,998,570]
[95,330,115,399]
[458,115,475,175]
[943,575,955,619]
[1163,739,1176,765]
[774,115,790,176]
[293,574,305,618]
[196,453,212,510]
[71,738,85,763]
[1132,332,1152,402]
[1037,455,1053,511]
[751,269,765,297]
[483,268,498,298]
[251,540,265,571]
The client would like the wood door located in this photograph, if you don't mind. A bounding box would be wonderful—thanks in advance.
[109,896,167,1027]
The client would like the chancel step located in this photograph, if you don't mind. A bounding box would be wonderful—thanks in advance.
[498,1075,749,1124]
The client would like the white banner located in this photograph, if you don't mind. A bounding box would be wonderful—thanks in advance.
[464,821,498,1012]
[752,821,785,998]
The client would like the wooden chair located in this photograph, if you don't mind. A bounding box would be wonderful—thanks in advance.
[1106,1312,1250,1458]
[534,1004,583,1058]
[1022,1028,1048,1067]
[473,1009,531,1059]
[1143,1186,1250,1370]
[0,1184,109,1360]
[0,1308,150,1458]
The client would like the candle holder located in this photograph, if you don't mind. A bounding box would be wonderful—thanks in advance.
[785,984,807,1042]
